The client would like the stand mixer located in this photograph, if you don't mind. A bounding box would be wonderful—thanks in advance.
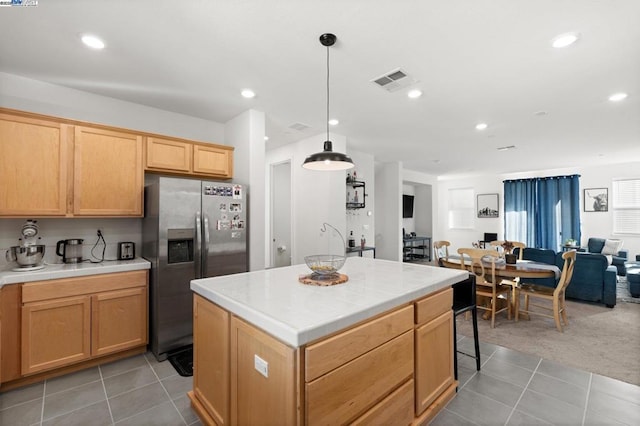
[5,220,46,271]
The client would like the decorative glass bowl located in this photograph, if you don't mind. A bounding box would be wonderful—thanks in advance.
[304,254,346,276]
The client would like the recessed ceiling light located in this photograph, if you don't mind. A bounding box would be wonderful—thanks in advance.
[264,136,269,141]
[407,89,422,99]
[475,123,488,130]
[608,92,628,102]
[81,34,105,49]
[552,32,580,48]
[241,89,255,98]
[328,119,339,126]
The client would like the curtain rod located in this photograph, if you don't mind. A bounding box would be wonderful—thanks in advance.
[503,174,581,183]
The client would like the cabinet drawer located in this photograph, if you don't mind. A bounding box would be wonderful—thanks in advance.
[305,305,413,381]
[22,270,148,303]
[415,287,452,325]
[351,379,414,426]
[306,330,413,425]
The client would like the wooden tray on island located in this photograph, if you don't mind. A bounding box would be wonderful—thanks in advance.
[298,273,349,286]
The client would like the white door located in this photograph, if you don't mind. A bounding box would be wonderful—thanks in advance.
[270,161,292,267]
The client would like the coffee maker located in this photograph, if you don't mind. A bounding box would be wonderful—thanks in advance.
[56,239,84,263]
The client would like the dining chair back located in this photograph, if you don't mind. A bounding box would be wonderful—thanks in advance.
[457,248,512,328]
[433,240,451,266]
[516,250,577,332]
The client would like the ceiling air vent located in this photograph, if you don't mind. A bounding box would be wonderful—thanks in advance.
[288,122,311,132]
[371,68,416,92]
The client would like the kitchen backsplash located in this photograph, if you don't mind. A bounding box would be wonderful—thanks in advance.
[0,218,142,267]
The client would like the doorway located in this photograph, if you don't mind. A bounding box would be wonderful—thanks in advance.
[270,161,292,268]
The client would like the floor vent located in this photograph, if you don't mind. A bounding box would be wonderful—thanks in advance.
[371,68,416,92]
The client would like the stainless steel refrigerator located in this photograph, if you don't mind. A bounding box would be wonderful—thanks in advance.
[142,175,248,360]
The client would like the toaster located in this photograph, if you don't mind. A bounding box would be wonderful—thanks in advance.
[117,242,135,260]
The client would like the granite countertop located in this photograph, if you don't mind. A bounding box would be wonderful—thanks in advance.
[191,257,467,347]
[0,258,151,287]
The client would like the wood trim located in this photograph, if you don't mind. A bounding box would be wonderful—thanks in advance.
[22,270,147,303]
[188,390,218,426]
[0,284,22,383]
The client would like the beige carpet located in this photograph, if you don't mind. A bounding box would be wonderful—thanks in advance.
[456,296,640,386]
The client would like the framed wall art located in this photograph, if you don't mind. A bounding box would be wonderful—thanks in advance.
[477,193,499,218]
[584,188,608,212]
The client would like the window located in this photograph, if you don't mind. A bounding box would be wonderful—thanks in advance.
[448,188,474,229]
[613,178,640,234]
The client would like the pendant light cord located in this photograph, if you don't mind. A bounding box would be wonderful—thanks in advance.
[326,43,330,142]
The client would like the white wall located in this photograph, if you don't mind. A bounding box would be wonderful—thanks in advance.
[346,150,375,258]
[224,110,266,271]
[265,133,347,265]
[374,162,403,261]
[435,162,640,259]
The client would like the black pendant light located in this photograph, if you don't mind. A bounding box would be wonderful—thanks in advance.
[302,33,355,171]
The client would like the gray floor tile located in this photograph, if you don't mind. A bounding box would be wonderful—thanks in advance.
[41,400,112,426]
[515,388,585,425]
[457,336,499,358]
[0,398,43,426]
[103,365,157,398]
[457,352,481,371]
[444,388,513,426]
[481,356,535,388]
[0,382,44,410]
[108,381,171,422]
[188,420,202,426]
[145,352,180,379]
[528,372,588,409]
[430,407,478,425]
[590,373,640,405]
[115,400,185,425]
[536,358,591,389]
[462,372,525,408]
[173,394,199,425]
[100,354,149,379]
[490,346,541,372]
[457,364,477,388]
[587,388,640,425]
[583,407,627,425]
[161,374,193,400]
[45,367,101,395]
[43,380,106,421]
[506,409,553,425]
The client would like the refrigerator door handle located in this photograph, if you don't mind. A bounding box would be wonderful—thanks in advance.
[195,211,202,278]
[203,214,210,276]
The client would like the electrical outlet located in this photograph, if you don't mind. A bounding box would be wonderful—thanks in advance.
[254,354,268,378]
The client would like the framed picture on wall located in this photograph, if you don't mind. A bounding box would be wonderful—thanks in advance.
[477,193,499,218]
[584,188,608,212]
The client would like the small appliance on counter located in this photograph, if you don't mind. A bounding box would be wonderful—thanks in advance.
[117,242,135,260]
[5,219,46,271]
[56,239,84,264]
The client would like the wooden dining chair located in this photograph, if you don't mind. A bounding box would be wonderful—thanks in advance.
[516,250,577,332]
[433,240,450,266]
[457,248,512,328]
[489,240,526,260]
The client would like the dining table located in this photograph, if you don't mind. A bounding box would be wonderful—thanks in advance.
[439,255,561,320]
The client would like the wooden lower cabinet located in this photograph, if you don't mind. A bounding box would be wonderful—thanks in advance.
[8,271,148,379]
[190,290,457,426]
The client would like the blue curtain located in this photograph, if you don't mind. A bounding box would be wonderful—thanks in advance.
[504,175,581,251]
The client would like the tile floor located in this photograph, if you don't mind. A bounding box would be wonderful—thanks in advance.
[1,339,639,426]
[0,352,199,426]
[432,336,640,426]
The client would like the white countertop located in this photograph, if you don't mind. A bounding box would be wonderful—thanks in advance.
[191,257,468,347]
[0,258,151,286]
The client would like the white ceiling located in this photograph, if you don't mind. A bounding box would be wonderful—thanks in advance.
[1,0,639,177]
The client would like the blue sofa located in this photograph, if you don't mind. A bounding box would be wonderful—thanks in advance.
[515,247,617,308]
[580,237,629,276]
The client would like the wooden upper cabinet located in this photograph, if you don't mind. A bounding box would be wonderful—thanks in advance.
[73,126,143,216]
[0,113,69,216]
[145,136,233,179]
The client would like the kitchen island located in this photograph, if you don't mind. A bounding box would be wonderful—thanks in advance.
[189,257,468,425]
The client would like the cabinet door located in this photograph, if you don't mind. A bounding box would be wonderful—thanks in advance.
[415,310,455,415]
[73,126,143,216]
[91,287,148,357]
[193,144,233,178]
[193,295,230,426]
[21,295,91,375]
[0,112,69,216]
[145,136,192,172]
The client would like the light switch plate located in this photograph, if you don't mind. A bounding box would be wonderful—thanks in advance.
[254,354,268,378]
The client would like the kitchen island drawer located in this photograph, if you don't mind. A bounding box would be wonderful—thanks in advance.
[415,287,452,325]
[305,304,413,381]
[351,379,414,426]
